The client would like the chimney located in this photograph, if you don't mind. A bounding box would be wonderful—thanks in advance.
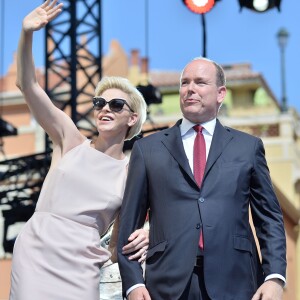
[141,57,149,74]
[130,49,140,67]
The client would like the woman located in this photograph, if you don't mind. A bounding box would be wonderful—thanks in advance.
[9,1,148,299]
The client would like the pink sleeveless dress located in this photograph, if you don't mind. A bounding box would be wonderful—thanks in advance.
[9,139,128,300]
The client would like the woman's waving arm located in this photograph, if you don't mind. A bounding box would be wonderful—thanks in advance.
[17,0,83,149]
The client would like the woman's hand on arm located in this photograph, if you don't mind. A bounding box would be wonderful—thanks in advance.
[122,228,149,263]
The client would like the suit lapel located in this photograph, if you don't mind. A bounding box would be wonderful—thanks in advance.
[204,119,233,181]
[161,119,233,187]
[161,120,195,183]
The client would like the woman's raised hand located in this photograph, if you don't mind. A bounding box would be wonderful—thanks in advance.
[23,0,63,32]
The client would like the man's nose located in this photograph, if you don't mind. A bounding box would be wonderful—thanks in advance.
[187,81,196,92]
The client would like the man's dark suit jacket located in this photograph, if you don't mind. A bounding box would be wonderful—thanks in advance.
[117,119,286,300]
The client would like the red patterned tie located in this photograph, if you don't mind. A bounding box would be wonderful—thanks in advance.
[193,125,206,250]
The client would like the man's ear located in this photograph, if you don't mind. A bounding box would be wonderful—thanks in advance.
[217,86,227,105]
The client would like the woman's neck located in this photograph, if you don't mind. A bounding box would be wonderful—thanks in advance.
[91,137,125,160]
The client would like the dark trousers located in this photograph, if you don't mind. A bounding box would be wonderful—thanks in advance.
[179,257,210,300]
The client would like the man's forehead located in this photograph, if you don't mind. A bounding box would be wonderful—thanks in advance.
[181,72,210,81]
[181,62,215,78]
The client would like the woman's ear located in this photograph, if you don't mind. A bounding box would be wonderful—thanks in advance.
[127,113,138,127]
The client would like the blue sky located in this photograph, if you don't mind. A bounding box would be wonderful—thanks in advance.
[1,0,299,111]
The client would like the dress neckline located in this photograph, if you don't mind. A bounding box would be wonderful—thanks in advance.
[85,139,128,162]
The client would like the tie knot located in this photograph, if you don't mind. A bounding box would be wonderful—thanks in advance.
[193,125,203,133]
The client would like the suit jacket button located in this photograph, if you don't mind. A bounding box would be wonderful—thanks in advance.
[196,223,200,229]
[199,197,205,203]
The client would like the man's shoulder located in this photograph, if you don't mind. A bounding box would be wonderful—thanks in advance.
[139,125,177,143]
[223,125,260,141]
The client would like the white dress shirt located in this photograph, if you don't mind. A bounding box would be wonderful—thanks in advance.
[180,117,215,172]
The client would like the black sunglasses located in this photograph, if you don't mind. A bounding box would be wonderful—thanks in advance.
[93,97,134,113]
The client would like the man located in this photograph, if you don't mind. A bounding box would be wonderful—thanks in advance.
[117,57,286,300]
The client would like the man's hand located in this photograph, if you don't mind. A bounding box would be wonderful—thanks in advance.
[251,279,284,300]
[128,286,151,300]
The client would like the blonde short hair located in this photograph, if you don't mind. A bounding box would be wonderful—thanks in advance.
[95,76,147,140]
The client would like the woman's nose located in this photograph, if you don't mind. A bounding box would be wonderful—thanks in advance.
[102,103,111,111]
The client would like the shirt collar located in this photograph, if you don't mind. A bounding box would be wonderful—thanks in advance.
[180,117,216,137]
